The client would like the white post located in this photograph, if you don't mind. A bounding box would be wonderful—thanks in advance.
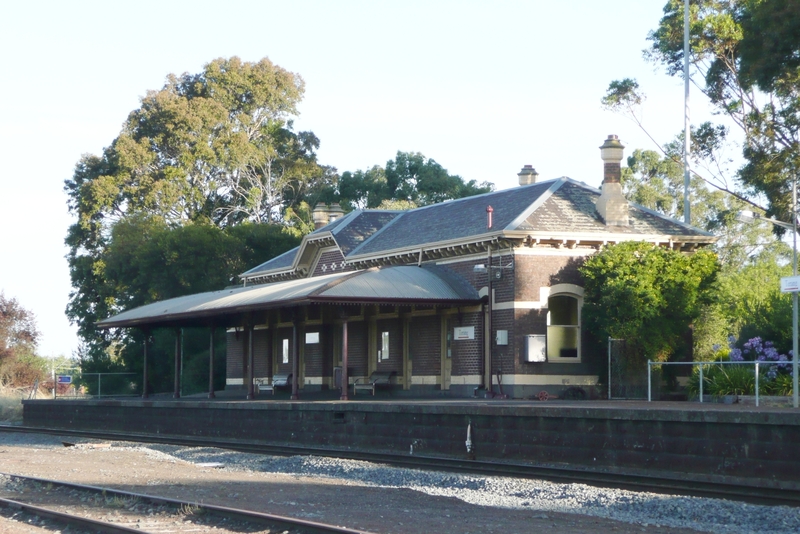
[755,362,759,407]
[699,364,704,403]
[647,361,652,402]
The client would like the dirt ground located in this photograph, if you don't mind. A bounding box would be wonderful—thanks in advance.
[0,432,708,534]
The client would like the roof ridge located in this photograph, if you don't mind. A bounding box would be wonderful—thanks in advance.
[346,210,407,257]
[504,178,567,231]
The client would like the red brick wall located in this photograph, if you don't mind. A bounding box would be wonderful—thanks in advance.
[275,327,295,375]
[450,311,484,376]
[514,254,585,301]
[410,316,440,375]
[376,319,403,374]
[226,331,243,380]
[253,329,271,378]
[303,325,324,378]
[344,320,368,376]
[313,250,354,277]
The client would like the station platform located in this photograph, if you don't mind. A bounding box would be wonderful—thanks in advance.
[22,392,800,492]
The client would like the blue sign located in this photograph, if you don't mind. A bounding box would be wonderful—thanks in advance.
[57,375,72,384]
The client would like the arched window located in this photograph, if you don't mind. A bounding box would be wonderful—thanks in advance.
[546,284,583,362]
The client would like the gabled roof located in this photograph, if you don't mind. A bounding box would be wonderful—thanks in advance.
[98,265,480,329]
[242,177,715,282]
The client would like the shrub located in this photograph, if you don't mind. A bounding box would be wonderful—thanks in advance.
[687,363,755,397]
[765,373,794,397]
[0,386,24,422]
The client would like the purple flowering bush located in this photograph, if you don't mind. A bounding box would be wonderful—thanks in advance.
[728,337,791,380]
[688,337,793,397]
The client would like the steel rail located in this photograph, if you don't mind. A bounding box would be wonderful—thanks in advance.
[0,495,144,534]
[0,471,375,534]
[3,424,799,508]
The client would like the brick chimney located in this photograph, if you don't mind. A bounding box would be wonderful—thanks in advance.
[595,135,629,226]
[517,165,539,185]
[312,202,345,229]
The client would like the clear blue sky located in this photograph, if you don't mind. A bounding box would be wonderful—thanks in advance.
[0,1,720,358]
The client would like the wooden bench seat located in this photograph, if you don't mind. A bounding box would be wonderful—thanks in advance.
[256,373,292,395]
[353,371,396,396]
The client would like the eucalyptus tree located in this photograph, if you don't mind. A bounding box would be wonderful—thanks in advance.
[337,151,493,211]
[65,57,317,364]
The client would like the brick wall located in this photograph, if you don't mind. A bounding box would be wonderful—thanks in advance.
[410,316,440,376]
[344,320,368,376]
[253,329,271,378]
[514,254,585,301]
[275,327,295,375]
[226,331,243,381]
[303,325,324,378]
[26,400,800,488]
[313,250,353,277]
[376,319,403,375]
[450,311,483,377]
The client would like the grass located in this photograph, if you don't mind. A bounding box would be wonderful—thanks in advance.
[0,386,26,423]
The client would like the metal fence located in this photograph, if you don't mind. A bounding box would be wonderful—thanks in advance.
[647,360,787,407]
[607,338,650,399]
[54,372,139,398]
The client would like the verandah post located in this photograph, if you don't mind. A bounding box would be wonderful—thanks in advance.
[142,329,149,399]
[173,328,181,399]
[208,326,216,399]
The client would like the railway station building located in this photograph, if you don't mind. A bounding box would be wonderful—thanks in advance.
[98,135,715,399]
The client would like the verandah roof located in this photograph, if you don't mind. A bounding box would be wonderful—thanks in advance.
[96,265,481,329]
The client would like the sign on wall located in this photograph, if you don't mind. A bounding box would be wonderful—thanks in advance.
[305,332,320,344]
[453,326,475,340]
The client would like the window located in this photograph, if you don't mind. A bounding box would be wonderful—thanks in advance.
[379,331,390,362]
[546,284,583,362]
[282,338,289,364]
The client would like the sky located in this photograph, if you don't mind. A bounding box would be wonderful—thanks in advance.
[0,0,723,358]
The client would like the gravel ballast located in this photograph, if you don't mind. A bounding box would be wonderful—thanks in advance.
[143,444,800,534]
[1,430,798,534]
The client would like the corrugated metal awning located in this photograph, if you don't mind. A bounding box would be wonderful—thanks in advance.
[97,265,481,329]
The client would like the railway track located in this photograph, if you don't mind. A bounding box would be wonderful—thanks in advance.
[2,424,798,508]
[0,471,374,534]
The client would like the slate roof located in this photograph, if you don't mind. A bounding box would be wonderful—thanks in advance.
[518,179,708,237]
[243,177,713,280]
[243,246,299,275]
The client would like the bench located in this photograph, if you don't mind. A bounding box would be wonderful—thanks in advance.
[256,373,292,395]
[353,371,396,396]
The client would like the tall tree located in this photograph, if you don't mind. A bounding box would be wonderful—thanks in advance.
[0,292,45,387]
[65,57,315,365]
[337,151,493,211]
[0,292,39,362]
[645,0,800,223]
[623,142,786,266]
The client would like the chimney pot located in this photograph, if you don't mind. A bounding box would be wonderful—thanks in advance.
[312,203,330,229]
[596,134,629,226]
[517,165,539,186]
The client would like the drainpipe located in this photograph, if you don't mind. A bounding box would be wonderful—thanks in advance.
[486,244,494,396]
